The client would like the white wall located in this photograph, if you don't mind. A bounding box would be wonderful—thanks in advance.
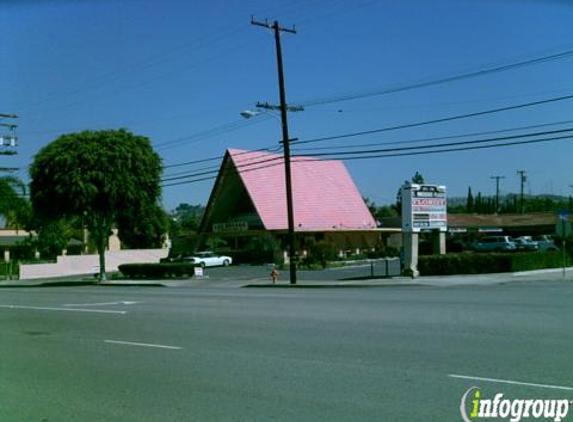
[19,249,169,280]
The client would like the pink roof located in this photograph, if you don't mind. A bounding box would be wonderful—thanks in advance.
[228,149,376,231]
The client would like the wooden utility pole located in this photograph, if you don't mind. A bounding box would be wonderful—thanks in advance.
[490,175,505,212]
[252,17,301,285]
[517,170,527,214]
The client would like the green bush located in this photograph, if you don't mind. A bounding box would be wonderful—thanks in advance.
[231,249,274,265]
[118,263,197,279]
[0,261,19,278]
[418,251,567,276]
[366,246,400,259]
[303,241,338,268]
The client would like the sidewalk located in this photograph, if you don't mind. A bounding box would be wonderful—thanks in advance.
[243,267,573,288]
[1,267,571,288]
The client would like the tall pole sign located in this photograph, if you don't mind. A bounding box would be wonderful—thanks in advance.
[401,183,448,277]
[402,183,448,233]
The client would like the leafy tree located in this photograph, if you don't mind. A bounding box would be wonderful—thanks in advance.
[29,129,162,281]
[171,203,205,231]
[34,219,75,259]
[362,197,398,221]
[117,204,169,249]
[466,187,474,213]
[412,171,425,184]
[375,205,399,218]
[0,177,31,229]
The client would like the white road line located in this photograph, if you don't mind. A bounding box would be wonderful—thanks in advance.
[0,305,126,315]
[104,340,182,350]
[449,374,573,391]
[62,301,139,307]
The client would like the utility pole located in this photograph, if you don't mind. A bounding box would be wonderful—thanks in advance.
[0,114,18,173]
[517,170,527,214]
[252,17,301,285]
[490,175,505,213]
[0,113,18,157]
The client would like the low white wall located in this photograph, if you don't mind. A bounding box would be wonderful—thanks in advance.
[19,249,169,280]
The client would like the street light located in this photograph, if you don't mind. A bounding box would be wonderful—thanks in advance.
[240,109,283,123]
[240,110,259,119]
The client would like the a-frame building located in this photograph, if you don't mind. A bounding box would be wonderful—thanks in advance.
[198,149,386,263]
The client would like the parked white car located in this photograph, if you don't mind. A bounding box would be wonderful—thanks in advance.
[515,236,539,251]
[182,251,232,268]
[533,235,559,252]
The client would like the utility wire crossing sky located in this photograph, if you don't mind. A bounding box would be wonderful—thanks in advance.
[2,0,573,208]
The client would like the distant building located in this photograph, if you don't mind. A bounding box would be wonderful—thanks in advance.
[447,212,571,237]
[198,149,397,263]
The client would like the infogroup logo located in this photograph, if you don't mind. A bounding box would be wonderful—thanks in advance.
[460,387,571,422]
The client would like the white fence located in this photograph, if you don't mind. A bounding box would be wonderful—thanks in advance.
[19,249,169,280]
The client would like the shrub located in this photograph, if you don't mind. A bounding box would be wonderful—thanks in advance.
[231,249,274,265]
[118,263,197,279]
[366,246,400,259]
[305,241,338,268]
[0,261,19,278]
[418,251,567,276]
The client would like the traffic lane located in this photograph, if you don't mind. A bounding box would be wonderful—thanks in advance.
[0,288,451,421]
[1,281,572,421]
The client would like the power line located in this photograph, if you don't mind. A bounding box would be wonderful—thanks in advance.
[298,46,573,107]
[154,113,277,152]
[162,131,573,188]
[291,127,573,158]
[162,147,283,179]
[292,118,573,152]
[162,112,573,179]
[291,93,573,146]
[162,148,286,183]
[163,144,282,170]
[163,128,571,183]
[302,134,573,162]
[162,155,286,187]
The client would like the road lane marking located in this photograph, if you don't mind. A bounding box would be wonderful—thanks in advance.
[449,374,573,391]
[104,340,182,350]
[63,301,139,307]
[0,305,126,314]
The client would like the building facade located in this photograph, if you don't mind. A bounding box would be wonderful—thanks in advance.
[198,149,391,264]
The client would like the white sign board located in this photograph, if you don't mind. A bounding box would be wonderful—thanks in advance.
[402,183,447,233]
[213,221,248,233]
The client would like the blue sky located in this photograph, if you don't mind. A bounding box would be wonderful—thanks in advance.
[2,0,573,210]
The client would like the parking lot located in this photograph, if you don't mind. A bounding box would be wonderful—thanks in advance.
[1,275,572,421]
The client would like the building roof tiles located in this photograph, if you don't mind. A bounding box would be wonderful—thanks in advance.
[228,149,376,231]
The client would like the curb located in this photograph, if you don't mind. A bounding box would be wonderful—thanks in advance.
[242,282,424,289]
[0,281,166,288]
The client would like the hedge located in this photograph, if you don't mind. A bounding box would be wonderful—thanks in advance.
[418,251,568,276]
[0,262,19,278]
[118,263,197,279]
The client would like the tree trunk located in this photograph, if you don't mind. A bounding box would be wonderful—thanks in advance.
[97,236,106,282]
[93,216,109,283]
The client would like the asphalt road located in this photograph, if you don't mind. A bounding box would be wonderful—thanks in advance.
[1,278,572,422]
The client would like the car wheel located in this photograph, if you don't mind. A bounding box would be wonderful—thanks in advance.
[200,262,206,268]
[223,259,230,267]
